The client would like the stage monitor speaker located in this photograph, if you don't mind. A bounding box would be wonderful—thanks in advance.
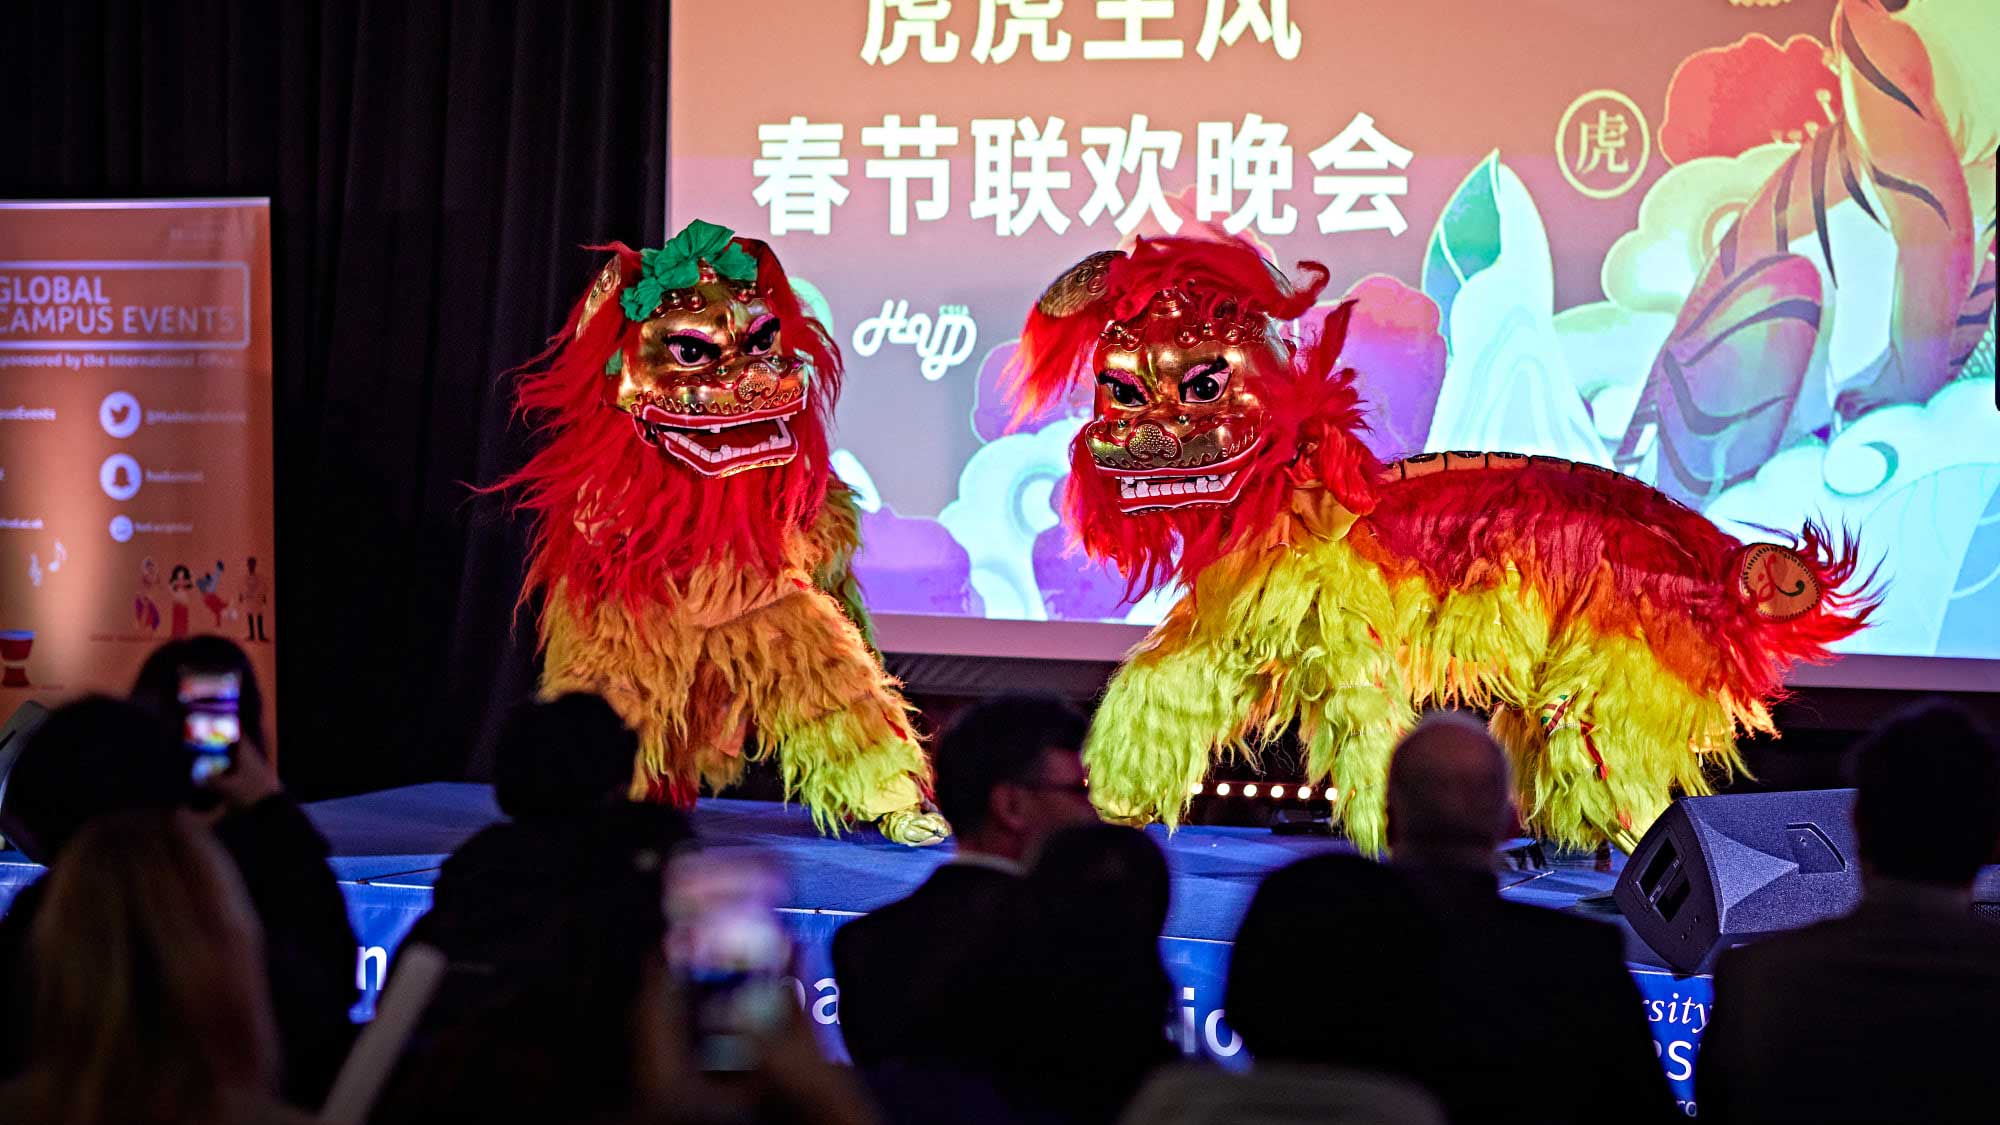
[1977,869,2000,929]
[1616,789,1864,973]
[1616,788,2000,972]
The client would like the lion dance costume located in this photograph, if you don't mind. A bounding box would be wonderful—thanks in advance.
[502,220,946,845]
[1012,236,1875,852]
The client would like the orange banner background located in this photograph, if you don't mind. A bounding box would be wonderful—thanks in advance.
[0,200,276,747]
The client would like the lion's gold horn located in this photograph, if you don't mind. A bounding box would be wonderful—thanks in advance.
[576,258,624,340]
[1035,250,1124,318]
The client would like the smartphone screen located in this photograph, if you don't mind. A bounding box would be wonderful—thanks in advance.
[663,851,793,1072]
[178,670,240,783]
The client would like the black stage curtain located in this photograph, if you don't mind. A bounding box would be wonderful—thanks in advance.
[4,0,670,797]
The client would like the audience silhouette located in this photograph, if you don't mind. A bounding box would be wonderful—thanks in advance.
[1229,853,1445,1093]
[997,823,1178,1124]
[1,636,1991,1125]
[0,671,359,1108]
[1388,712,1676,1124]
[1698,701,2000,1123]
[0,810,311,1125]
[834,695,1097,1072]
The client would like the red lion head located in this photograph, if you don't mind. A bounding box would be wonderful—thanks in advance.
[500,221,840,612]
[1011,236,1382,597]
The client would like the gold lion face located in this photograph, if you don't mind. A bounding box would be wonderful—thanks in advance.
[595,260,810,478]
[1082,288,1280,513]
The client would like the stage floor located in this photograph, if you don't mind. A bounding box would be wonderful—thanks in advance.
[302,782,1665,962]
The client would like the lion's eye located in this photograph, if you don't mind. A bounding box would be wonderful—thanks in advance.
[1180,360,1230,404]
[744,316,780,355]
[666,335,720,366]
[1097,371,1146,407]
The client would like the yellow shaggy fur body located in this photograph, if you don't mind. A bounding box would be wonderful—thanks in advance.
[540,483,924,830]
[1086,487,1756,853]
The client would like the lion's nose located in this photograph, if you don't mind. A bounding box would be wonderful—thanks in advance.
[734,368,779,401]
[1128,421,1181,463]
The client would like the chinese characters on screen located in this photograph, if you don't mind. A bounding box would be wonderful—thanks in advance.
[752,2,1413,241]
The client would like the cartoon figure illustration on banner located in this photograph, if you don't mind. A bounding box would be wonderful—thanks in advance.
[195,560,233,629]
[1618,0,1998,505]
[239,557,270,643]
[167,565,194,639]
[1009,234,1877,852]
[135,557,163,633]
[498,219,948,845]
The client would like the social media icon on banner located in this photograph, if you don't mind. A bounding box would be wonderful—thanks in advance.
[109,514,134,543]
[100,453,142,501]
[99,391,142,439]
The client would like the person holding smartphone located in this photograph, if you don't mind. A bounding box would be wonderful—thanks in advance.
[0,687,350,1109]
[178,668,242,786]
[126,636,362,1108]
[373,831,880,1125]
[636,878,884,1125]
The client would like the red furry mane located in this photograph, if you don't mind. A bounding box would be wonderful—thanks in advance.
[1010,236,1382,596]
[494,240,841,613]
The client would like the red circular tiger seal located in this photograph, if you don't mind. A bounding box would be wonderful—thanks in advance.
[1736,544,1822,621]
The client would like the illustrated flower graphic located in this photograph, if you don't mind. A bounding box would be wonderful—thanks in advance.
[1660,34,1837,164]
[971,339,1090,444]
[1322,275,1446,462]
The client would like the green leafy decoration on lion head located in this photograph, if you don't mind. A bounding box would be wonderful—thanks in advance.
[620,219,760,321]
